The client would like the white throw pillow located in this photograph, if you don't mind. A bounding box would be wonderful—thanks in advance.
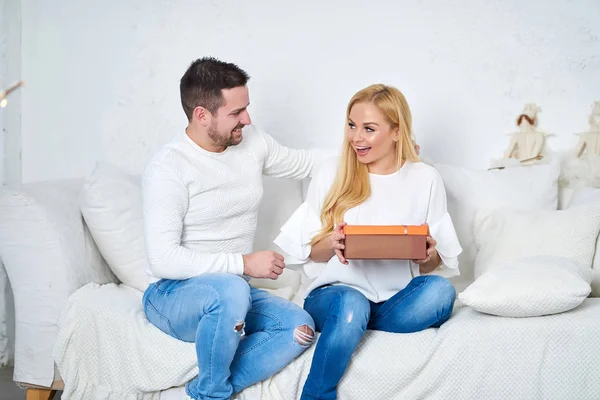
[567,187,600,207]
[249,176,306,294]
[566,187,600,297]
[434,161,560,290]
[81,162,307,295]
[459,255,592,317]
[473,204,600,278]
[80,162,149,292]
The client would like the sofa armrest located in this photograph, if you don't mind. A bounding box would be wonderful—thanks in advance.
[0,179,117,387]
[0,258,12,367]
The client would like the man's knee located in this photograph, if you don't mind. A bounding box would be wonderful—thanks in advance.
[294,324,315,347]
[208,275,251,335]
[288,310,315,347]
[197,274,252,313]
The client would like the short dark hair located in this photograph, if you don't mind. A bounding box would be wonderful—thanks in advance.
[179,57,250,120]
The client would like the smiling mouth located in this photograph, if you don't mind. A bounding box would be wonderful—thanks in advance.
[232,126,243,134]
[355,146,371,156]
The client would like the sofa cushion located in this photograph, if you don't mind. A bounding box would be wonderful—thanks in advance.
[460,202,600,317]
[80,163,150,292]
[566,187,600,296]
[248,175,305,293]
[80,162,305,293]
[459,255,592,317]
[472,203,600,278]
[434,161,560,291]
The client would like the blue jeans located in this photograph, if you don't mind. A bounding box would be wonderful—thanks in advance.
[300,275,456,400]
[142,273,315,400]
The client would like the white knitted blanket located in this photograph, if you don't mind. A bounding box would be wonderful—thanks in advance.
[54,283,600,400]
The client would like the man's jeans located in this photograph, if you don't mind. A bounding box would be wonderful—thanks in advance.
[300,275,457,400]
[143,273,315,400]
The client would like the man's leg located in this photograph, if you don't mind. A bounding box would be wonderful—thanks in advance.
[228,287,315,394]
[142,274,252,400]
[368,275,456,333]
[300,285,371,400]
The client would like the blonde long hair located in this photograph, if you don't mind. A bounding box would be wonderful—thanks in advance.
[311,84,419,245]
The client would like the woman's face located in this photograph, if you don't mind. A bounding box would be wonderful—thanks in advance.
[347,101,399,173]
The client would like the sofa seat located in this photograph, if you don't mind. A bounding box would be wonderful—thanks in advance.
[54,282,600,400]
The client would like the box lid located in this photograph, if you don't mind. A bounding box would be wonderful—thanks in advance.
[343,224,428,236]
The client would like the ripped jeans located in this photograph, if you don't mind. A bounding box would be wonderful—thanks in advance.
[142,273,315,400]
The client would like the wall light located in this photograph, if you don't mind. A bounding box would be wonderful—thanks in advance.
[0,80,25,108]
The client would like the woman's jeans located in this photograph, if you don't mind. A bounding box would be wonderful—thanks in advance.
[300,275,456,400]
[142,273,315,400]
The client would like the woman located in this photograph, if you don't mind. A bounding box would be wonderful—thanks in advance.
[274,84,462,400]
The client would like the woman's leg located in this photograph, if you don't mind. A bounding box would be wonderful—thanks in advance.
[369,275,456,333]
[300,285,371,400]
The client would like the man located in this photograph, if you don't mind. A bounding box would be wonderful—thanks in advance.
[141,57,327,400]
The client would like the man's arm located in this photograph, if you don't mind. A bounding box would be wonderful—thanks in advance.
[259,129,337,179]
[142,162,245,280]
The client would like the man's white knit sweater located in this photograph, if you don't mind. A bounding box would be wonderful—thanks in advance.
[142,125,331,283]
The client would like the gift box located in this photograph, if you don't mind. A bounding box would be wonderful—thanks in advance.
[342,224,428,260]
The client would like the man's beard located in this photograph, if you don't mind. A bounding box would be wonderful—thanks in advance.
[208,122,244,149]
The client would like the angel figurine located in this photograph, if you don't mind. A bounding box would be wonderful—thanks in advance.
[574,101,600,157]
[503,103,547,165]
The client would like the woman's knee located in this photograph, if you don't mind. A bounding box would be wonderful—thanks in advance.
[333,288,371,331]
[424,276,456,322]
[429,276,456,301]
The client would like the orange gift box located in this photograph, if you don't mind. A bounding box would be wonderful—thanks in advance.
[342,224,428,260]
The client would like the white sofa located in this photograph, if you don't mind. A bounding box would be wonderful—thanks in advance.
[1,160,600,400]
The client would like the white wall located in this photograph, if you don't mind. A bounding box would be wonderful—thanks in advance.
[1,0,7,185]
[0,8,6,359]
[0,0,21,367]
[2,0,21,186]
[18,0,600,183]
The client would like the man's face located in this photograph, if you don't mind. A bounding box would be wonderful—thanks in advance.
[208,86,252,150]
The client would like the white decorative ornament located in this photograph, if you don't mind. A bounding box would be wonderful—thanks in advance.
[490,103,551,170]
[504,103,548,163]
[557,102,600,189]
[574,101,600,158]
